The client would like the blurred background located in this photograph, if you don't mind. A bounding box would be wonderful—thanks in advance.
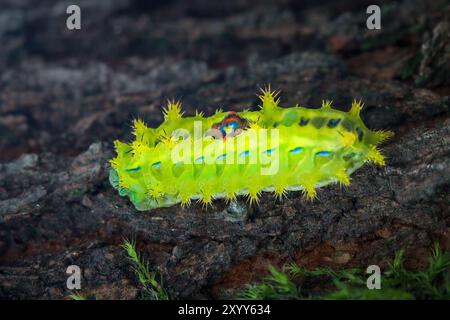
[0,0,448,162]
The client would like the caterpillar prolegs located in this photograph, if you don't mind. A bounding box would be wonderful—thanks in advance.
[109,88,393,211]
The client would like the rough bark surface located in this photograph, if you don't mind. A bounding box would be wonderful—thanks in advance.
[0,0,449,299]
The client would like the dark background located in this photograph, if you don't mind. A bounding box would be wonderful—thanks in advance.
[0,0,449,299]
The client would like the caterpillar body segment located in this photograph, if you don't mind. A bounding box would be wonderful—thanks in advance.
[109,89,393,210]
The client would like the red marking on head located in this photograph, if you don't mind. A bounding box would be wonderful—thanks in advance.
[210,112,249,140]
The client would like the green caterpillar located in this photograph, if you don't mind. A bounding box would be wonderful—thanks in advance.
[109,87,393,211]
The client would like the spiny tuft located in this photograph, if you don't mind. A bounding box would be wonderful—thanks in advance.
[258,84,280,109]
[367,146,387,166]
[303,181,317,200]
[349,99,364,116]
[163,99,183,120]
[373,129,394,144]
[321,100,333,110]
[335,170,350,187]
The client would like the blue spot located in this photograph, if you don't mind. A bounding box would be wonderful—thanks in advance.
[151,161,161,168]
[216,154,227,161]
[300,117,310,126]
[327,118,341,128]
[127,167,141,172]
[356,127,364,141]
[239,150,250,158]
[289,147,303,154]
[195,156,205,164]
[226,121,239,129]
[175,161,183,166]
[263,148,275,155]
[316,151,333,156]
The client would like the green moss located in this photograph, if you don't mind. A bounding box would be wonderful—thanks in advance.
[68,292,87,300]
[237,243,450,300]
[237,265,299,300]
[122,239,170,300]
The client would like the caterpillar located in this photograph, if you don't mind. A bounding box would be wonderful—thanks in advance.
[109,87,393,211]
